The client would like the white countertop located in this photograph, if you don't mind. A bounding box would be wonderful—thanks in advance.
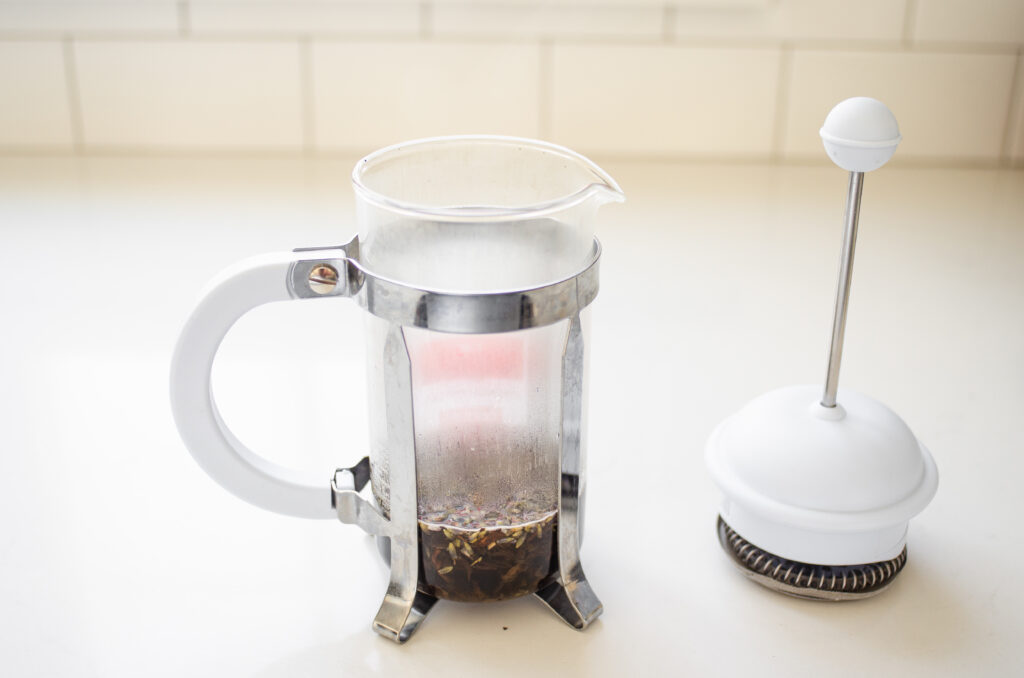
[1,157,1021,676]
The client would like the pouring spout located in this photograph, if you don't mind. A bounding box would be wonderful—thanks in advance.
[353,135,623,220]
[581,159,625,206]
[562,149,625,207]
[590,181,626,205]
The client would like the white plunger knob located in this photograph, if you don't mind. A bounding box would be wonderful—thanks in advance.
[820,97,901,172]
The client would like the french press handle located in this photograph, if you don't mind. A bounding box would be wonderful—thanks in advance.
[169,248,354,519]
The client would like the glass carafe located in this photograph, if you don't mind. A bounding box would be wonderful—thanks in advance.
[170,136,623,642]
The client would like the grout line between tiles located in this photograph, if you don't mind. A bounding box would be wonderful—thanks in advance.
[538,39,553,140]
[771,42,792,161]
[0,147,1017,172]
[662,5,677,43]
[420,2,432,39]
[0,33,1018,54]
[300,37,315,153]
[902,0,917,47]
[999,48,1022,166]
[177,1,191,38]
[61,36,84,154]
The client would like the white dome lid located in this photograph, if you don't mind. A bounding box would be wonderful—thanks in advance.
[820,97,901,172]
[706,385,938,534]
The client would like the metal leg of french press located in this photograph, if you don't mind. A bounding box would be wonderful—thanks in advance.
[332,325,435,643]
[535,314,603,629]
[371,325,436,642]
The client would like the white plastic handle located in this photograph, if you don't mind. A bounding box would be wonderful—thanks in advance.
[170,252,342,519]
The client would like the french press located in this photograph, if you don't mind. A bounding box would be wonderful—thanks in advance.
[169,136,624,642]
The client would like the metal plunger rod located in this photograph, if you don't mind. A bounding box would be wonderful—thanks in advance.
[822,171,865,408]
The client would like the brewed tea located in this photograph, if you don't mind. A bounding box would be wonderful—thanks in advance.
[418,495,556,602]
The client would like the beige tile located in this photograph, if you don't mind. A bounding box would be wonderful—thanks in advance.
[75,41,304,150]
[428,0,770,5]
[913,0,1024,45]
[0,41,73,148]
[190,2,419,36]
[673,0,905,43]
[0,3,178,34]
[432,4,663,39]
[312,41,540,151]
[188,0,412,2]
[550,45,780,156]
[783,50,1016,162]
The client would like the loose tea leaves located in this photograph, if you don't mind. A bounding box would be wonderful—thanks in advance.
[418,494,556,602]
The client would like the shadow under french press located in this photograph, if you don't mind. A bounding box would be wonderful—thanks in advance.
[253,594,607,678]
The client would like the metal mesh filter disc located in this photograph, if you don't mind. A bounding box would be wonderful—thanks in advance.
[717,517,907,601]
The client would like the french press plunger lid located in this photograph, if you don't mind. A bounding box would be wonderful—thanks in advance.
[705,98,939,600]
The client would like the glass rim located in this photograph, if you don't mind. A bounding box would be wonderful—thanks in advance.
[350,135,623,222]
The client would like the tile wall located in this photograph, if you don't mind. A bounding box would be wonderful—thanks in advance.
[1,0,1021,166]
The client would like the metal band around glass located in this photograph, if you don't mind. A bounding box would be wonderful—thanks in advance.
[288,236,602,334]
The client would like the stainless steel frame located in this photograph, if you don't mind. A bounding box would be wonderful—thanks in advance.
[535,314,602,628]
[319,236,602,642]
[289,236,600,334]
